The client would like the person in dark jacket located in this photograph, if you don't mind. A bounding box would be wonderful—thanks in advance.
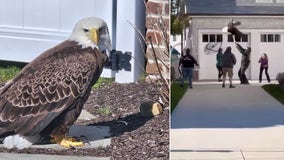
[235,43,251,84]
[216,48,223,82]
[258,53,271,83]
[222,47,236,88]
[179,48,199,88]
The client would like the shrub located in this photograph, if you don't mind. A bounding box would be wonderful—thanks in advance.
[276,72,284,90]
[276,72,284,84]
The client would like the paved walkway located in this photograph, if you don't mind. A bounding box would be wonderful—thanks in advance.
[0,110,111,160]
[171,81,284,159]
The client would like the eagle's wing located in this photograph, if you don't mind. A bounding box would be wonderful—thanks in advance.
[0,40,106,137]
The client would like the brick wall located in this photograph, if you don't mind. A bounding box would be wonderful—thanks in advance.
[145,0,170,79]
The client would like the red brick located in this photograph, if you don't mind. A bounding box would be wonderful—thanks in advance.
[146,62,163,74]
[146,31,163,45]
[146,1,163,15]
[146,17,169,31]
[146,46,169,60]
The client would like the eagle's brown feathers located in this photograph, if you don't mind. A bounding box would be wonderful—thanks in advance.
[0,40,107,137]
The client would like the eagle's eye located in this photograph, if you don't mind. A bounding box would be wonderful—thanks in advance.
[83,28,89,32]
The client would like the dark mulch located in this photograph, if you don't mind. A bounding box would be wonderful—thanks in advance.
[0,81,169,160]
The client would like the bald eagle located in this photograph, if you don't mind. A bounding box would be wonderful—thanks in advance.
[0,17,111,149]
[222,20,244,37]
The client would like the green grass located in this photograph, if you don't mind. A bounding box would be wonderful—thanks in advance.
[92,78,115,89]
[96,106,112,116]
[0,66,114,88]
[262,84,284,105]
[0,66,21,83]
[171,82,188,112]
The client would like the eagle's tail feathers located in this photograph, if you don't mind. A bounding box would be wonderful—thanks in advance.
[3,134,40,149]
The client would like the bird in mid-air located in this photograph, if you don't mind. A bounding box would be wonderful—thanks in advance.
[0,17,111,149]
[222,20,244,41]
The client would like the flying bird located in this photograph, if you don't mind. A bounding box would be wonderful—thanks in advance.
[222,20,244,37]
[0,17,111,149]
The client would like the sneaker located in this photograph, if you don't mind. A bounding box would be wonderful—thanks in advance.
[189,86,193,89]
[222,84,225,88]
[229,85,235,88]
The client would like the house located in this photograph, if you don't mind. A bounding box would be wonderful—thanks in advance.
[185,0,284,81]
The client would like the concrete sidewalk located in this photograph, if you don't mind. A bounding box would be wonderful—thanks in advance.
[0,109,111,160]
[171,81,284,159]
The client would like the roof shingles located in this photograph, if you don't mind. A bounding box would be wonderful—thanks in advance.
[186,0,284,15]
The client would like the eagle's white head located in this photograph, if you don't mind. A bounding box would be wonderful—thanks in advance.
[69,17,111,54]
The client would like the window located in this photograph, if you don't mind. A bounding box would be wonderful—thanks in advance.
[228,34,248,42]
[216,34,223,42]
[202,34,223,42]
[260,34,281,42]
[268,34,274,42]
[202,34,208,42]
[275,34,281,42]
[261,34,267,42]
[209,34,215,42]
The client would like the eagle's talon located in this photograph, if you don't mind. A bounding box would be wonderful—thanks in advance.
[69,145,76,150]
[57,137,85,148]
[79,135,91,145]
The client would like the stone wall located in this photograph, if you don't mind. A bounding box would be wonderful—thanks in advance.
[145,0,170,79]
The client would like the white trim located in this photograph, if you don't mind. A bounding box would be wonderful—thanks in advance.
[0,26,69,41]
[277,0,284,3]
[256,0,273,3]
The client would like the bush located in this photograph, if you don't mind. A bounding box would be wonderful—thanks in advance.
[276,72,284,90]
[0,66,21,83]
[276,72,284,84]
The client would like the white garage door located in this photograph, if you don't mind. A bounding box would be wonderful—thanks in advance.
[198,29,250,81]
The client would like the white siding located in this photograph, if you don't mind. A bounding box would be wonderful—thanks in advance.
[0,0,115,62]
[0,0,146,83]
[197,28,284,80]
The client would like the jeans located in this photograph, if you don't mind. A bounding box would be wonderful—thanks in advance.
[259,66,270,82]
[181,67,194,87]
[238,61,250,84]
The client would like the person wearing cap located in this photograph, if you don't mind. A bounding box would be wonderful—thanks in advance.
[235,43,251,84]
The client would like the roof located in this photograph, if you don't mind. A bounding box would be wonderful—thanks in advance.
[186,0,284,16]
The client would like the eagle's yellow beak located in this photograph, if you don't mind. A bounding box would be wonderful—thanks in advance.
[90,28,98,45]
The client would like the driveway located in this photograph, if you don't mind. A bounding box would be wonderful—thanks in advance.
[170,82,284,159]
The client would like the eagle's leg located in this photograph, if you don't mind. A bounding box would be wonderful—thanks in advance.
[50,128,84,148]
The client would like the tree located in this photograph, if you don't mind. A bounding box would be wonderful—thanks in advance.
[170,0,189,54]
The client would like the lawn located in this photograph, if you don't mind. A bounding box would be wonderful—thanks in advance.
[171,81,188,112]
[0,65,114,89]
[0,66,21,83]
[262,84,284,105]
